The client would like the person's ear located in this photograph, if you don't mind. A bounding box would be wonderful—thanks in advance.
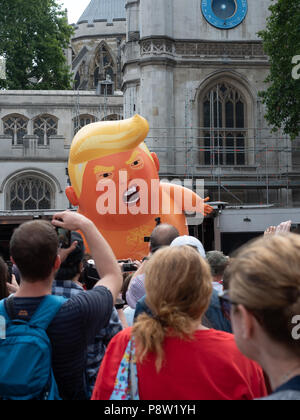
[10,256,16,265]
[54,255,61,272]
[79,262,84,273]
[151,152,160,172]
[66,186,79,206]
[237,305,255,340]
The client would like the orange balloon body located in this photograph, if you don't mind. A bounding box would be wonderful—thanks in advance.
[66,115,212,260]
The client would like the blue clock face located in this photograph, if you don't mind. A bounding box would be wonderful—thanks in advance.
[202,0,248,29]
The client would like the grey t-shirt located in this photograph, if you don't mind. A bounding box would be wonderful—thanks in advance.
[260,391,300,401]
[259,376,300,401]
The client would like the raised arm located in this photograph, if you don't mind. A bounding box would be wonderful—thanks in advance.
[161,183,213,216]
[52,211,122,303]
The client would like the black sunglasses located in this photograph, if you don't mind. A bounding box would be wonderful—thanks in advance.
[219,291,238,322]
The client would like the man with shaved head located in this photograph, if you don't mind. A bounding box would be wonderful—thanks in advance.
[126,224,179,309]
[149,223,180,254]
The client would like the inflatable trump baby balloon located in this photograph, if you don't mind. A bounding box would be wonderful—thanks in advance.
[66,115,212,260]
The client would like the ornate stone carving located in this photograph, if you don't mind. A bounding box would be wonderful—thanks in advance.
[141,40,152,54]
[140,39,174,56]
[176,41,266,58]
[140,39,266,59]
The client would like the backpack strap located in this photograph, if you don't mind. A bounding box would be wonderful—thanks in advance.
[4,295,16,320]
[0,299,11,323]
[0,295,66,330]
[29,295,67,330]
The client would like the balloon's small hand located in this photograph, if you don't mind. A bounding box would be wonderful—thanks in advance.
[203,197,213,216]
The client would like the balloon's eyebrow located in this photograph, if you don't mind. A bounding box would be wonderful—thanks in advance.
[126,150,141,165]
[94,165,115,174]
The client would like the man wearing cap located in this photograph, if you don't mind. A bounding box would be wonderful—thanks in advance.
[170,235,206,258]
[134,235,232,333]
[126,224,180,309]
[133,235,206,318]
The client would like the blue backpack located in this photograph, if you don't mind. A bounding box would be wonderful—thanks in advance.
[0,295,66,400]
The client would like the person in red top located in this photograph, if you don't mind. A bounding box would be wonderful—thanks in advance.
[92,246,267,401]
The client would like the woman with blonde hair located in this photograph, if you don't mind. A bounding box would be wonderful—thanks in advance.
[92,246,266,400]
[224,234,300,400]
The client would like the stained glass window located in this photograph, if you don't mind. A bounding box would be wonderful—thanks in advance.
[8,176,53,211]
[93,44,115,90]
[102,114,123,121]
[3,115,28,145]
[74,114,96,135]
[202,82,246,166]
[33,115,58,146]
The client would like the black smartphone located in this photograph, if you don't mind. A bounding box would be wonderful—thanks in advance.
[56,227,71,249]
[81,259,101,290]
[123,263,138,273]
[6,261,13,284]
[115,298,126,310]
[291,224,300,234]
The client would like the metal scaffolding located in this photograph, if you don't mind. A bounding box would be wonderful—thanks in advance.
[72,85,300,208]
[146,126,300,208]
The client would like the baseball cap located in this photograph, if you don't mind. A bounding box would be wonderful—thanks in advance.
[170,236,206,258]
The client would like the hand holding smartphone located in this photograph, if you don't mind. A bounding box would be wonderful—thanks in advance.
[56,227,72,249]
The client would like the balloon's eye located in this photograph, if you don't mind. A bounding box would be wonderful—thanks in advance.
[130,157,144,169]
[96,172,114,182]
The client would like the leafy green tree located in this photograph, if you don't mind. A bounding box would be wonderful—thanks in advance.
[258,0,300,139]
[0,0,74,90]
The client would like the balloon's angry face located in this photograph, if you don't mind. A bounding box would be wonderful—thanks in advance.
[79,147,159,223]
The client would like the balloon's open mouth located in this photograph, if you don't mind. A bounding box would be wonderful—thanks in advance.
[123,185,140,206]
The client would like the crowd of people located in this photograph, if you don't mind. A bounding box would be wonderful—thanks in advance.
[0,212,299,400]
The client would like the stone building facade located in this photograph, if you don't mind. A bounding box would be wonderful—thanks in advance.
[0,90,123,214]
[0,0,126,221]
[0,0,126,257]
[71,0,126,92]
[123,0,300,208]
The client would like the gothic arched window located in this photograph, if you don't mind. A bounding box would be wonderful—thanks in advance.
[74,60,88,91]
[201,82,246,166]
[33,115,58,146]
[93,43,115,89]
[73,114,96,135]
[3,114,28,145]
[7,176,54,211]
[74,72,81,90]
[101,114,123,121]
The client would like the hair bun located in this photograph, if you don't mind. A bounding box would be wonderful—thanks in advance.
[153,314,168,327]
